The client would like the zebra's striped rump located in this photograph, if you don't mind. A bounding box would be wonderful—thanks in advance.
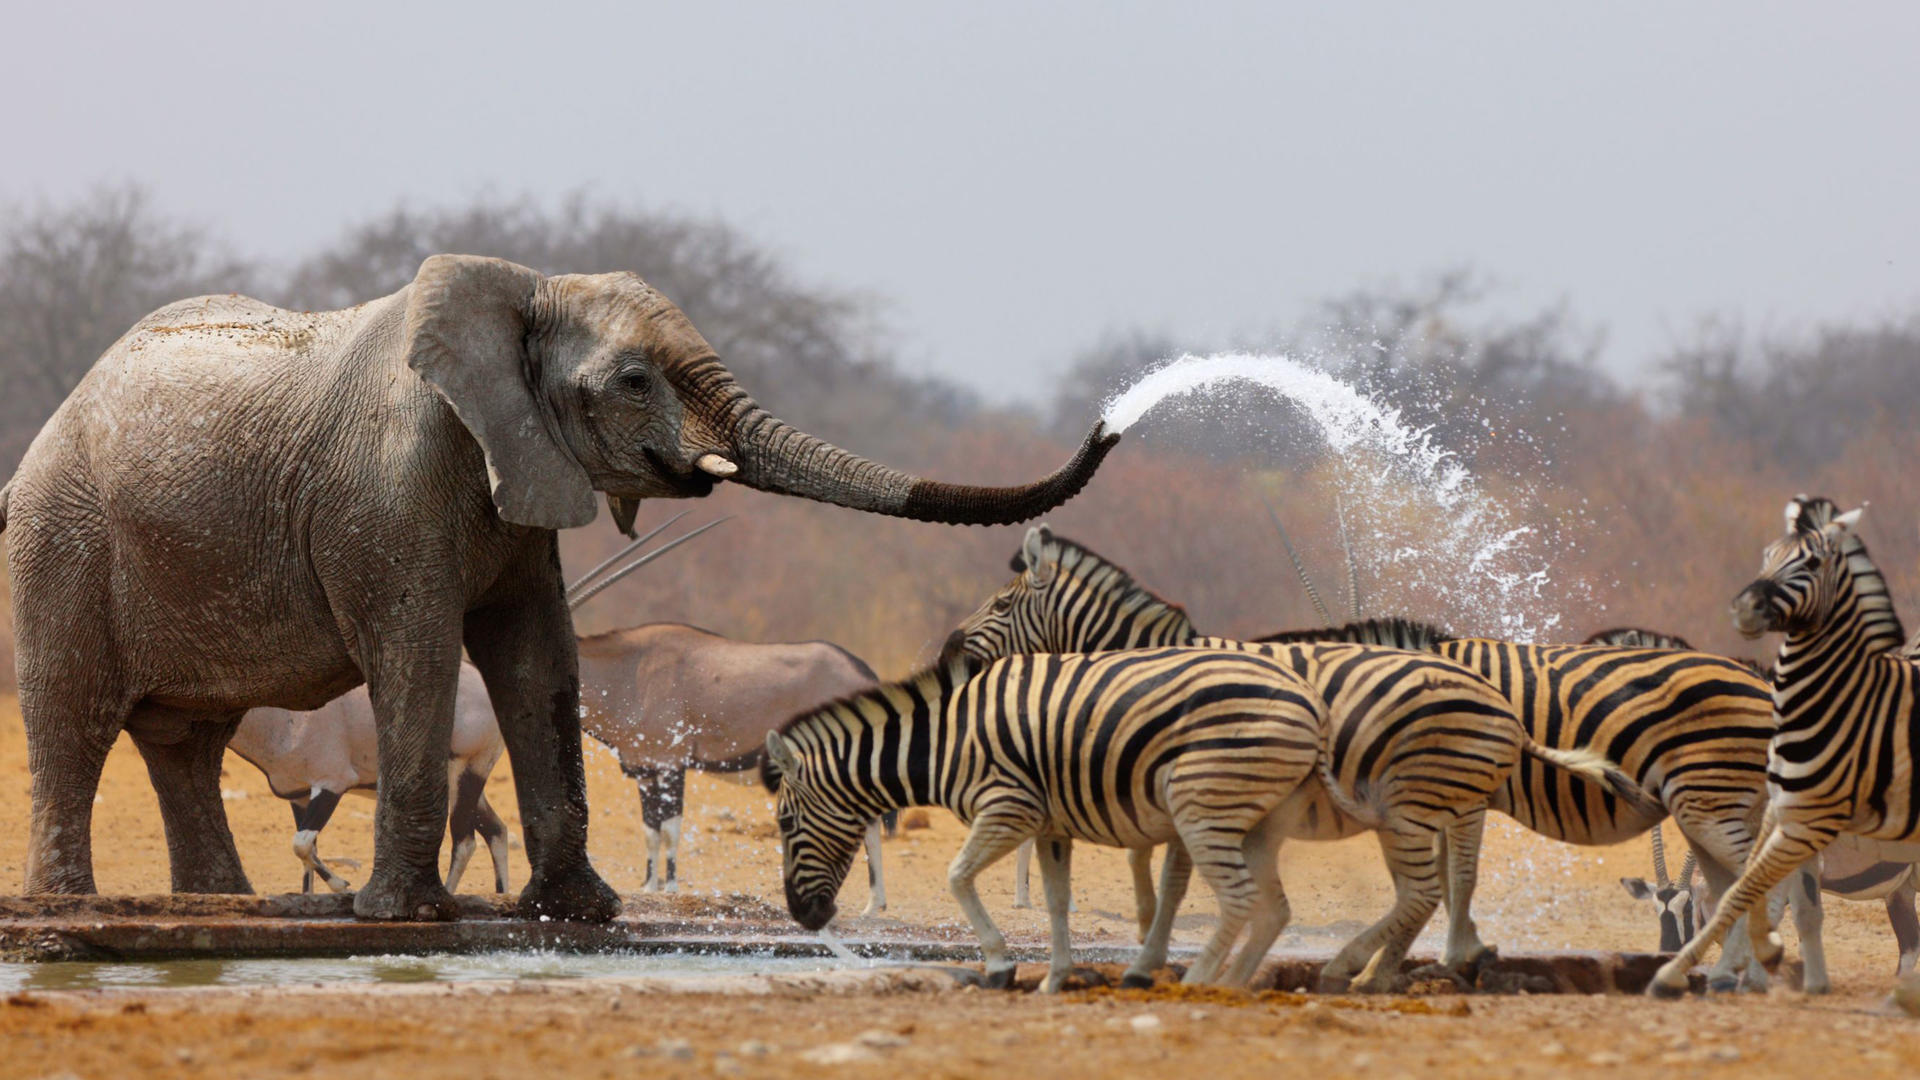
[764,647,1325,986]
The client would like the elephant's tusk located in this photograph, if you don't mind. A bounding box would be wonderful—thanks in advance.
[696,454,739,478]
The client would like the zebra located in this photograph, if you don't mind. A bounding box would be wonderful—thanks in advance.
[1588,628,1920,974]
[1650,496,1920,997]
[961,526,1774,989]
[761,644,1327,991]
[956,527,1651,990]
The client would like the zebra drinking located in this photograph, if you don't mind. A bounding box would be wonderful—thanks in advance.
[1650,496,1920,998]
[761,643,1326,991]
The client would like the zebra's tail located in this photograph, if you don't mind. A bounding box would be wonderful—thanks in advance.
[1524,742,1663,814]
[1312,754,1387,831]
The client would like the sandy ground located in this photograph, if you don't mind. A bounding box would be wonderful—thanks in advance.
[2,693,1919,1076]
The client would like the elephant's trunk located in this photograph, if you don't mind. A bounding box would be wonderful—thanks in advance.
[673,359,1118,526]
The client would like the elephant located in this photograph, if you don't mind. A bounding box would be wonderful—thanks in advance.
[0,253,1116,922]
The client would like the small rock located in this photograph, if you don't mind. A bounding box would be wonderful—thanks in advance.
[738,1040,773,1057]
[1540,1042,1566,1058]
[1130,1014,1163,1036]
[1707,1047,1742,1063]
[173,1049,195,1065]
[855,1029,909,1050]
[713,1053,743,1076]
[991,1031,1022,1046]
[1188,1009,1210,1022]
[658,1038,695,1061]
[802,1043,880,1065]
[1587,1051,1627,1066]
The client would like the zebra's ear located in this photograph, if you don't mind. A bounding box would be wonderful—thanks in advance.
[1023,526,1057,586]
[1834,505,1866,531]
[765,730,798,775]
[938,630,985,677]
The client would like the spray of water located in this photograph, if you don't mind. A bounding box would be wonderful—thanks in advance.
[1101,351,1587,639]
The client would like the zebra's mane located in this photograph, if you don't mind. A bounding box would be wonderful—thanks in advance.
[761,658,973,794]
[1792,495,1906,653]
[1253,616,1456,650]
[1028,534,1195,631]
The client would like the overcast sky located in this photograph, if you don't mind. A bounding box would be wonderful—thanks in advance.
[4,2,1916,402]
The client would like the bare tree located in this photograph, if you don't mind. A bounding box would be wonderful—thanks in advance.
[0,185,253,474]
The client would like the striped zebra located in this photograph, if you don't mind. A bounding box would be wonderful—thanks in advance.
[962,527,1778,989]
[957,528,1650,990]
[761,645,1326,990]
[1589,628,1920,974]
[1650,496,1920,997]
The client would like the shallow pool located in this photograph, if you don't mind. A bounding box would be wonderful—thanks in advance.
[0,949,848,992]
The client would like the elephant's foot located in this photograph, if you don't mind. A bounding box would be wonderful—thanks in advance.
[1707,974,1741,995]
[354,870,458,922]
[172,864,253,895]
[519,864,622,923]
[982,964,1017,990]
[1119,970,1156,989]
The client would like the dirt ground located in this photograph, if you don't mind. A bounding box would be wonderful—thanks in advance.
[3,693,1920,1077]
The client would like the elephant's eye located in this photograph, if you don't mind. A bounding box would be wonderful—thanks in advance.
[616,368,651,395]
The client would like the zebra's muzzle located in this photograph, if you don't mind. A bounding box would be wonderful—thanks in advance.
[786,886,837,931]
[1730,582,1779,639]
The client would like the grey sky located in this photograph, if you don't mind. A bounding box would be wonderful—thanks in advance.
[5,2,1916,403]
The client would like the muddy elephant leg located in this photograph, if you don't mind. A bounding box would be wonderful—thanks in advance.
[20,671,129,895]
[463,537,619,924]
[125,710,252,894]
[350,636,462,922]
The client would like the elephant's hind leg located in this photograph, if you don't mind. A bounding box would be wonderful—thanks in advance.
[21,687,127,895]
[127,708,252,894]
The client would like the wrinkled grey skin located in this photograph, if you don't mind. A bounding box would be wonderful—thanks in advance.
[577,622,880,901]
[0,254,1116,922]
[231,662,509,895]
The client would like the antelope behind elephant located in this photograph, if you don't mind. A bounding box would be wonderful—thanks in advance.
[577,622,892,910]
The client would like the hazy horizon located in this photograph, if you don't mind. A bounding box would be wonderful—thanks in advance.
[5,2,1916,402]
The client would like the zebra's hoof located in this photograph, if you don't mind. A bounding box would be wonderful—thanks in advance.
[1647,977,1689,1000]
[983,966,1017,991]
[1120,972,1155,990]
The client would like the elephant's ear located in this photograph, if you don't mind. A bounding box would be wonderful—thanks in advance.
[404,254,597,530]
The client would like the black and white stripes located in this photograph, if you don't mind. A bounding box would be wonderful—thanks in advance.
[1651,495,1920,996]
[763,646,1325,990]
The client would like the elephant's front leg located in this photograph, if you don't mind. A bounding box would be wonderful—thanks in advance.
[464,540,620,923]
[354,638,463,921]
